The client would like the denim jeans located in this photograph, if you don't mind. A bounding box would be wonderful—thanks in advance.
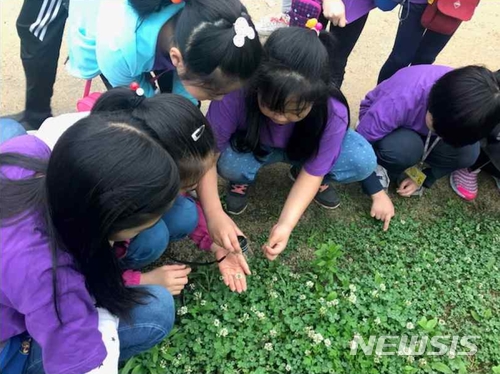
[378,2,454,84]
[373,128,480,187]
[24,285,175,373]
[22,198,197,372]
[218,129,376,184]
[121,195,199,270]
[0,119,27,144]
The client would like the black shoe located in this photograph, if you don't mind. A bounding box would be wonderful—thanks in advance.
[226,182,249,215]
[288,166,341,209]
[1,111,51,131]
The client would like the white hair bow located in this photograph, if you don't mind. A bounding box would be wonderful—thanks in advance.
[233,17,255,48]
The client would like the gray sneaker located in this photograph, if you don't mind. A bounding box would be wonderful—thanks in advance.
[375,165,390,191]
[226,182,249,215]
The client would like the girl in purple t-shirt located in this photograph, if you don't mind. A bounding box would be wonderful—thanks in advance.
[208,27,395,260]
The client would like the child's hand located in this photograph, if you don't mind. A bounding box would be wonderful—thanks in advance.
[370,190,395,231]
[141,265,191,295]
[215,245,251,293]
[397,178,419,197]
[207,210,245,253]
[263,223,292,261]
[323,0,347,27]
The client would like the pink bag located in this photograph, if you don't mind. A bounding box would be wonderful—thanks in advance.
[76,80,102,112]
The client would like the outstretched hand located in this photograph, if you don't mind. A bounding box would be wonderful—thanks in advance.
[215,245,251,293]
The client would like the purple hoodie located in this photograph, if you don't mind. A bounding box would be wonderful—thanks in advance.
[356,65,453,142]
[0,136,106,374]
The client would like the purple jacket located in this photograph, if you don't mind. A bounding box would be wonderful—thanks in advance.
[0,136,106,374]
[356,65,453,142]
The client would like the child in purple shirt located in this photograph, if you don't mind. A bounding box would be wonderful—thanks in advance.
[357,64,500,197]
[1,116,181,373]
[208,28,395,260]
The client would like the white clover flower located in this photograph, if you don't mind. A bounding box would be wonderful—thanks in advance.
[285,364,292,372]
[374,356,380,363]
[159,359,167,369]
[250,306,257,313]
[439,319,446,326]
[264,342,273,351]
[177,306,188,316]
[349,284,357,292]
[269,291,279,299]
[379,283,386,291]
[305,349,311,356]
[375,317,381,325]
[418,358,427,367]
[426,263,431,268]
[319,297,325,304]
[220,304,228,311]
[405,300,412,306]
[272,276,278,282]
[193,291,202,300]
[218,328,229,337]
[219,275,225,281]
[312,333,324,345]
[324,338,332,348]
[312,274,318,279]
[307,329,316,339]
[332,299,339,306]
[319,306,327,315]
[195,337,202,344]
[188,283,196,290]
[269,329,277,337]
[213,319,221,327]
[306,281,314,288]
[185,366,193,374]
[406,356,415,363]
[177,353,182,359]
[401,219,406,225]
[371,290,379,298]
[415,267,422,273]
[256,311,266,320]
[348,293,357,304]
[200,300,207,306]
[406,322,415,330]
[173,359,181,367]
[304,326,313,331]
[160,345,168,354]
[299,294,306,301]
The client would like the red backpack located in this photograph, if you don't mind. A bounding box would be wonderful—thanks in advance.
[421,0,480,35]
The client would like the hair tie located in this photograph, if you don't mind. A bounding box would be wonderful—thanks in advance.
[233,17,255,48]
[191,124,205,142]
[129,82,145,97]
[305,18,323,36]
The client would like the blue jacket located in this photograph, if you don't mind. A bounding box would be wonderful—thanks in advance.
[67,0,193,101]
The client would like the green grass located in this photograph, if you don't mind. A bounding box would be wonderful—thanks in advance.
[123,164,500,374]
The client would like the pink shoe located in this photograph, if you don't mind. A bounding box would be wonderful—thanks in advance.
[450,169,479,201]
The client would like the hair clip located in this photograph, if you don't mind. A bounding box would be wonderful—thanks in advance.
[305,18,323,35]
[129,82,144,97]
[171,0,183,3]
[191,124,205,142]
[233,17,256,48]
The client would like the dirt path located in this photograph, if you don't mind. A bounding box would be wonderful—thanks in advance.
[1,0,499,118]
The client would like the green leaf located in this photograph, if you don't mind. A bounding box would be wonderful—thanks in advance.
[418,316,428,329]
[431,362,453,374]
[121,359,136,374]
[492,365,500,374]
[426,318,438,330]
[374,272,383,285]
[484,308,492,319]
[471,310,481,322]
[131,365,145,374]
[404,366,418,373]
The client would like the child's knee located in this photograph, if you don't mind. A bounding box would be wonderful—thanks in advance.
[164,197,199,240]
[455,143,481,169]
[343,131,378,181]
[127,221,169,268]
[139,285,175,346]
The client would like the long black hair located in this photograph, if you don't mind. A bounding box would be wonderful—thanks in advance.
[233,27,350,162]
[0,116,180,319]
[129,0,262,90]
[91,88,216,187]
[429,66,500,147]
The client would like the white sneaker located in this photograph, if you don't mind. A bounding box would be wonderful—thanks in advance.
[255,14,290,38]
[375,165,390,191]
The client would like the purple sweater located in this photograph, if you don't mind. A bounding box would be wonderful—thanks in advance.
[0,136,106,374]
[356,65,453,142]
[207,89,348,177]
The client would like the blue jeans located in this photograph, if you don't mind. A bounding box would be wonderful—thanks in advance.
[378,2,454,83]
[0,119,27,144]
[121,195,199,270]
[218,129,376,184]
[24,285,175,373]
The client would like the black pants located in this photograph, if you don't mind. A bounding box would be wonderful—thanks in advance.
[16,0,68,122]
[320,14,369,88]
[377,2,453,84]
[470,150,500,179]
[373,129,480,188]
